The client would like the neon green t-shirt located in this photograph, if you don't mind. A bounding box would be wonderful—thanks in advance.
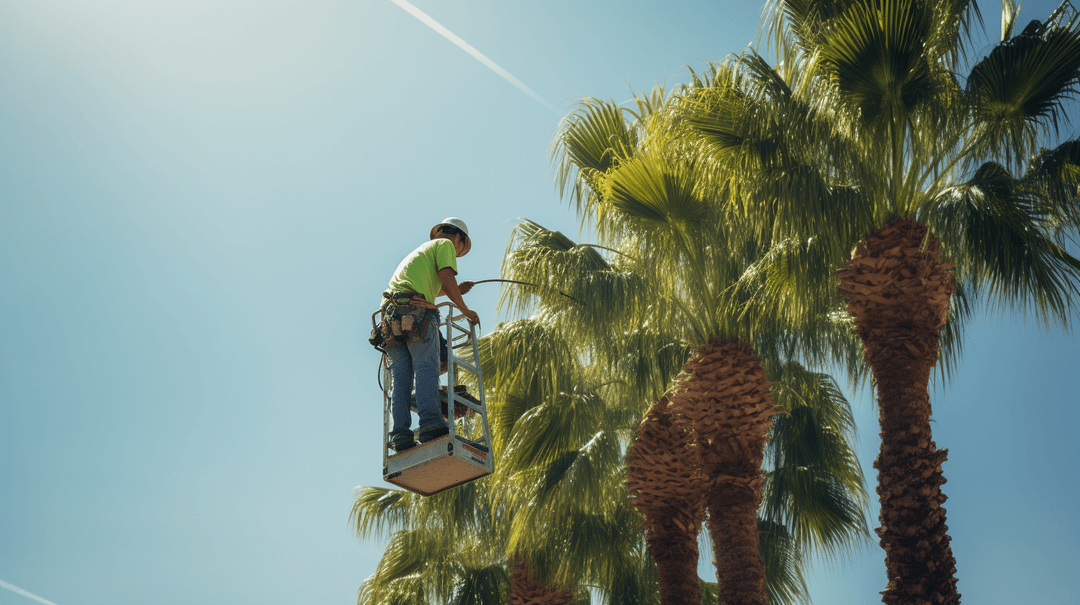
[387,239,458,303]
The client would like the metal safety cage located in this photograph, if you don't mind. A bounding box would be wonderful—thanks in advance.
[381,302,494,496]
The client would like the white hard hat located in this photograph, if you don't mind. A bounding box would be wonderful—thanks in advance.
[430,217,471,255]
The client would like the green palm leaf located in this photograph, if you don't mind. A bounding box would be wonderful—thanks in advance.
[761,361,870,558]
[450,565,510,605]
[351,486,412,540]
[928,161,1080,323]
[552,97,642,225]
[967,15,1080,165]
[604,150,711,226]
[1024,138,1080,232]
[757,519,809,605]
[817,0,940,123]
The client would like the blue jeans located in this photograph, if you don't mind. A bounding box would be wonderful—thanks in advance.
[386,311,447,436]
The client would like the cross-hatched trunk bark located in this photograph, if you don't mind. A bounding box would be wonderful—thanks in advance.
[673,339,776,605]
[839,217,960,605]
[508,557,576,605]
[628,395,707,605]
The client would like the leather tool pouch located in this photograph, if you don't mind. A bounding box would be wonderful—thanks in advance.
[372,292,434,350]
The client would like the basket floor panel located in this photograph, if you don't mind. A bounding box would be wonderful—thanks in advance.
[384,436,492,496]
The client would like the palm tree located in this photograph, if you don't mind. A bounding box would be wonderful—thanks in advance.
[548,81,876,604]
[675,1,1080,602]
[500,219,869,605]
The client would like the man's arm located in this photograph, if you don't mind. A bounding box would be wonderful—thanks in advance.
[437,281,473,297]
[438,267,480,325]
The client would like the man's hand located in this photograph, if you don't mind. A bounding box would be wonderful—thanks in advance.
[462,309,480,326]
[458,281,474,296]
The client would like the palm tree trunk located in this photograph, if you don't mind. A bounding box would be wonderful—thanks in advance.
[508,556,576,605]
[838,217,960,605]
[674,339,776,605]
[704,474,766,605]
[628,395,707,605]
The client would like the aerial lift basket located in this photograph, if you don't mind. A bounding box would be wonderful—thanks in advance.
[381,302,494,496]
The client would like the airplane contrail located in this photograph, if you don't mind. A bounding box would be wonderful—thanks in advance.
[389,0,560,115]
[0,580,60,605]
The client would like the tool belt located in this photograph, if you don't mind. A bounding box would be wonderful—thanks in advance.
[369,291,439,352]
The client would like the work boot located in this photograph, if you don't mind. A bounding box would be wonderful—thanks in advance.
[418,424,449,443]
[391,431,416,452]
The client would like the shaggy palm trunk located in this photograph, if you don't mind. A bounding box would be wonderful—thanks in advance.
[838,217,960,605]
[674,339,777,605]
[508,557,576,605]
[627,394,707,605]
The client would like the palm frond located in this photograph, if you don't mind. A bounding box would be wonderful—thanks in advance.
[1000,0,1021,41]
[498,219,660,358]
[351,486,414,541]
[603,148,713,227]
[515,503,648,591]
[478,318,575,413]
[450,564,510,605]
[815,0,940,125]
[1024,138,1080,237]
[758,519,810,605]
[498,387,608,473]
[726,235,842,332]
[725,236,869,378]
[966,12,1080,167]
[531,428,625,510]
[760,361,871,562]
[936,278,973,381]
[359,572,427,605]
[929,0,983,68]
[928,161,1080,325]
[551,97,642,229]
[362,529,443,604]
[682,51,877,247]
[604,550,662,605]
[764,0,860,54]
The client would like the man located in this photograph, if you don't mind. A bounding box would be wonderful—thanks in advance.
[382,217,480,451]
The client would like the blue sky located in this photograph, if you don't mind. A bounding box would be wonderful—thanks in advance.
[1,1,1077,604]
